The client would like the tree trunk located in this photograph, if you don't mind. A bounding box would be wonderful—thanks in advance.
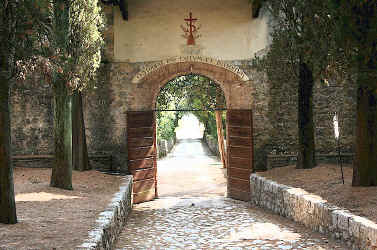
[0,74,17,224]
[72,91,89,171]
[296,62,316,169]
[215,111,227,168]
[50,79,73,190]
[352,70,377,186]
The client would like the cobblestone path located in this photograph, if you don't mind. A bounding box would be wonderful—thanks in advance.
[115,139,347,249]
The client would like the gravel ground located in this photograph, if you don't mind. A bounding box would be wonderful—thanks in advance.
[0,168,123,249]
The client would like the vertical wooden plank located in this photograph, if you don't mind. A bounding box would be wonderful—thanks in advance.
[226,110,253,202]
[127,111,157,204]
[153,116,158,198]
[216,110,227,168]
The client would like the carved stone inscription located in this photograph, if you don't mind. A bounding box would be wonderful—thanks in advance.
[132,56,249,83]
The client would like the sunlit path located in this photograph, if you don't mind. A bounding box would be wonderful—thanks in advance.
[158,113,226,197]
[175,113,205,140]
[157,138,226,197]
[115,115,347,249]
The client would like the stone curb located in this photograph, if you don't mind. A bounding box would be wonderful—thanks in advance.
[77,175,133,250]
[250,174,377,250]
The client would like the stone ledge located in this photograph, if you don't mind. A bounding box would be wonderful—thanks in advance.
[250,174,377,250]
[78,175,133,250]
[267,153,354,169]
[12,154,113,170]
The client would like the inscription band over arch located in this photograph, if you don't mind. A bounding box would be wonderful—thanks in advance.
[132,56,249,84]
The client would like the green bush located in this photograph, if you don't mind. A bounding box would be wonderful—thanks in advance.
[157,111,179,141]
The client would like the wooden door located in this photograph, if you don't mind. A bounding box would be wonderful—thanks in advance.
[227,110,254,201]
[127,111,157,204]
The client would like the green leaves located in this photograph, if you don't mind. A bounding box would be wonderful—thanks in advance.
[156,74,225,111]
[156,74,226,140]
[51,0,105,92]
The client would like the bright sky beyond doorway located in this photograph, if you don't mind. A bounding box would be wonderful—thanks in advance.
[175,113,205,140]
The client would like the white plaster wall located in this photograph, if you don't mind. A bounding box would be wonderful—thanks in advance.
[114,0,269,62]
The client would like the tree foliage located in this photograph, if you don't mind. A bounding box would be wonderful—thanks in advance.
[12,0,105,188]
[0,0,52,224]
[156,74,226,140]
[255,0,377,183]
[328,0,377,186]
[254,0,335,169]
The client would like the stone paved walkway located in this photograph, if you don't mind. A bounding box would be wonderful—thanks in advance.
[115,139,347,249]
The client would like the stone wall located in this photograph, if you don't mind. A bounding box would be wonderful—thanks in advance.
[204,134,220,157]
[266,154,354,169]
[203,134,227,159]
[250,174,377,250]
[78,175,133,250]
[82,63,128,171]
[157,137,176,158]
[12,154,113,171]
[248,67,273,170]
[9,61,355,173]
[313,81,356,154]
[9,64,128,172]
[10,77,54,155]
[266,78,356,157]
[8,3,356,174]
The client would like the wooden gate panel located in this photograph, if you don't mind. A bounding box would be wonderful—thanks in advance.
[133,178,155,193]
[128,146,155,160]
[227,110,253,201]
[133,189,156,204]
[128,127,154,138]
[130,168,156,181]
[228,146,252,159]
[128,158,155,171]
[128,138,154,148]
[228,157,252,170]
[228,189,251,201]
[228,167,251,180]
[127,111,157,204]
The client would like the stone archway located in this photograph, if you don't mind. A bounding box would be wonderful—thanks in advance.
[126,57,254,203]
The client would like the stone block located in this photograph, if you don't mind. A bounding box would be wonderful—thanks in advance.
[349,215,362,242]
[333,210,353,240]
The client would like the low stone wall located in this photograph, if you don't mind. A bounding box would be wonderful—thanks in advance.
[250,174,377,250]
[204,134,226,158]
[78,175,133,250]
[157,137,176,158]
[267,153,354,169]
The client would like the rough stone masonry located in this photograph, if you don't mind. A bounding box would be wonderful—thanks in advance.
[10,2,356,172]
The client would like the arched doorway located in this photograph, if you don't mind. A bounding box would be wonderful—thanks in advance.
[126,58,254,203]
[155,74,227,198]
